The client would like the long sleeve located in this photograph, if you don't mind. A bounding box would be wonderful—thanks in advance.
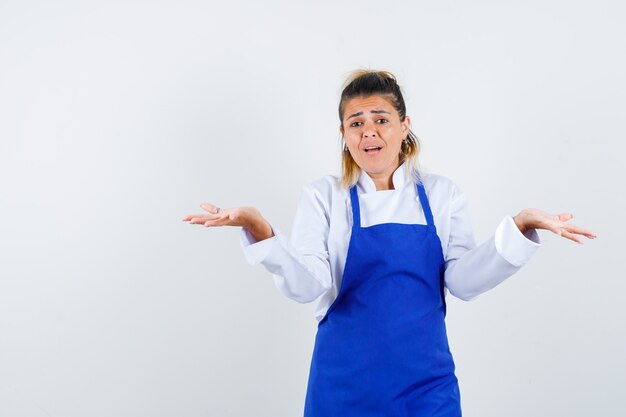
[443,184,542,301]
[239,184,333,303]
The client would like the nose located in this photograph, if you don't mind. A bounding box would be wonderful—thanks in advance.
[362,121,377,138]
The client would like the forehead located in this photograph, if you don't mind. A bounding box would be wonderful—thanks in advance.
[342,95,396,117]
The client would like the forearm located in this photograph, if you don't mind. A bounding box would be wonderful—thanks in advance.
[240,227,332,303]
[445,216,541,301]
[445,236,520,301]
[243,213,275,242]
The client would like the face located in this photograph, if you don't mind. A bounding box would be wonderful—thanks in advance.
[340,95,411,180]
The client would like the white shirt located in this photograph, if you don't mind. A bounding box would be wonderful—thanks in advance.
[240,163,542,323]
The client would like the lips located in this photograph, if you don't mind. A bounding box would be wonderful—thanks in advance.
[363,145,383,153]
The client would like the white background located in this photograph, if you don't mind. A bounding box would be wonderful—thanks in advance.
[1,0,624,416]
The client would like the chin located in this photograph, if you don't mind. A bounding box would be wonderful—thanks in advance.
[359,160,395,174]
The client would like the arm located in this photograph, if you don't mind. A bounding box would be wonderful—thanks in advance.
[239,184,333,303]
[443,185,542,301]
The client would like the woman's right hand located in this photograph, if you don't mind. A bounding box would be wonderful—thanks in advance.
[182,203,274,242]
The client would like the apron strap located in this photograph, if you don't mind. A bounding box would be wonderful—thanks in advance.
[351,183,436,230]
[349,185,361,229]
[416,183,436,230]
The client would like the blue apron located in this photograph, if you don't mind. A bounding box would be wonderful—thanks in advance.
[303,182,462,416]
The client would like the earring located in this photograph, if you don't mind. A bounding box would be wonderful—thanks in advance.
[342,136,349,152]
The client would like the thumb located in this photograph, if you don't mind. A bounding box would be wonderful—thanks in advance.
[201,203,219,214]
[558,213,574,221]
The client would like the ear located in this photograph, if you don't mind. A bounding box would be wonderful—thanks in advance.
[339,124,344,135]
[402,115,411,135]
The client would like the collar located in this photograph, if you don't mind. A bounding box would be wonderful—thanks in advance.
[357,162,407,193]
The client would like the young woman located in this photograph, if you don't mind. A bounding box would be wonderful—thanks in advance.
[183,70,596,416]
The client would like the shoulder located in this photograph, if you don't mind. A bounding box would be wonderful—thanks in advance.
[306,174,342,193]
[296,174,344,213]
[417,170,465,202]
[300,174,341,196]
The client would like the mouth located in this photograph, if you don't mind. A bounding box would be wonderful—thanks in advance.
[363,145,383,155]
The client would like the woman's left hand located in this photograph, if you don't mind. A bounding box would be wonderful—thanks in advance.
[513,209,596,244]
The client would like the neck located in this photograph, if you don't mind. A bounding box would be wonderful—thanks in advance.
[366,160,401,191]
[371,174,394,191]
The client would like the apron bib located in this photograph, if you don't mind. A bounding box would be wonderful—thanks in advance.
[303,182,462,417]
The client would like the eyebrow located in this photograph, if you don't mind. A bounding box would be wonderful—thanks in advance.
[346,109,391,120]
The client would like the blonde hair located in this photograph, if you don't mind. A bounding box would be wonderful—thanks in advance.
[338,69,421,189]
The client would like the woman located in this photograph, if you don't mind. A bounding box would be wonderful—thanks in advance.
[183,70,596,416]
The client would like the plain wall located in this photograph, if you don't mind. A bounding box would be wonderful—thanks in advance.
[1,0,624,416]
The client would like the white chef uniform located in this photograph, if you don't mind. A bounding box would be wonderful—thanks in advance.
[240,162,542,322]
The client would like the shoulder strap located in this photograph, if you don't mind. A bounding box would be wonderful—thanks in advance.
[416,183,435,229]
[348,185,361,229]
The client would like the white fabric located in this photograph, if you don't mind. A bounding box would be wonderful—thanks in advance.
[240,163,541,323]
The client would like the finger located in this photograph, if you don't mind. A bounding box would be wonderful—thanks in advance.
[188,215,219,224]
[183,214,208,222]
[562,224,597,239]
[541,219,564,236]
[183,203,221,222]
[560,228,583,244]
[204,209,239,226]
[188,216,207,224]
[556,213,574,222]
[194,207,231,223]
[200,203,220,214]
[203,216,231,227]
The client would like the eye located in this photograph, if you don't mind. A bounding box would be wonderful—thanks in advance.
[350,121,363,128]
[376,118,388,124]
